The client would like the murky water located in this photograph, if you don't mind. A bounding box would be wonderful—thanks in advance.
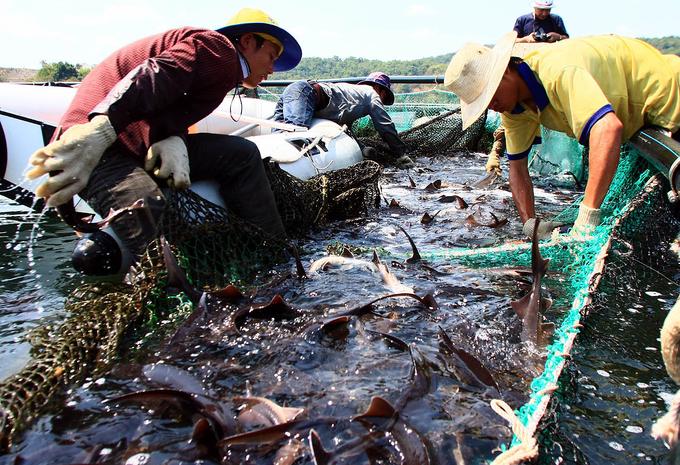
[0,153,678,464]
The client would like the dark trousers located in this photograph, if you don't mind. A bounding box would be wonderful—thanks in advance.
[79,133,286,262]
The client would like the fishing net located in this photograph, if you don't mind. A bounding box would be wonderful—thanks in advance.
[0,93,484,447]
[1,86,678,464]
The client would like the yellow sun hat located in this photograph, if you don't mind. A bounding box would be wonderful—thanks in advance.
[216,8,302,72]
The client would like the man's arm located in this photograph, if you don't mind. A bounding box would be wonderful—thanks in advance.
[582,111,623,209]
[508,157,536,223]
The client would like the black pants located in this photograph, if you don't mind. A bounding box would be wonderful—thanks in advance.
[79,133,286,262]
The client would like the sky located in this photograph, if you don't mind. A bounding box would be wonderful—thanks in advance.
[1,0,679,70]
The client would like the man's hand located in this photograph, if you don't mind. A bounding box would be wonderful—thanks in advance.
[546,32,564,42]
[26,115,116,207]
[523,217,563,241]
[145,136,191,189]
[570,204,601,239]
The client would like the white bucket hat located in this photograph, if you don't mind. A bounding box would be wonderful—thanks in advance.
[531,0,554,9]
[444,31,517,130]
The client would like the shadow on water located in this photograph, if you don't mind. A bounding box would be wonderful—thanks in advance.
[0,153,679,464]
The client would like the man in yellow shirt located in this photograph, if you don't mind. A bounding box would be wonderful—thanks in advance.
[446,31,680,239]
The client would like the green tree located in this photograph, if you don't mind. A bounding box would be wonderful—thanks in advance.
[34,61,80,82]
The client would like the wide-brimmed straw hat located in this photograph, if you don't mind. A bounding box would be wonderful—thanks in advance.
[216,8,302,72]
[358,72,395,105]
[445,31,518,130]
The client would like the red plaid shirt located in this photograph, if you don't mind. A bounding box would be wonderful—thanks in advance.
[57,27,242,158]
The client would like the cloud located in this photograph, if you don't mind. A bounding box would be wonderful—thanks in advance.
[407,4,435,16]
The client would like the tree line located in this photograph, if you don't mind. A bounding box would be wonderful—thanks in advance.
[3,36,679,90]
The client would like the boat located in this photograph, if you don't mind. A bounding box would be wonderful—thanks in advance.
[0,83,363,275]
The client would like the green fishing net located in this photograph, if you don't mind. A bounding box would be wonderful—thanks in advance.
[1,86,678,464]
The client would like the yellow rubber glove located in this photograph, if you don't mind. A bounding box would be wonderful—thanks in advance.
[486,151,502,176]
[26,115,116,207]
[145,136,191,189]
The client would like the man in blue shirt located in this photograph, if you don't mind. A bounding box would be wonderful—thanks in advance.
[514,0,569,44]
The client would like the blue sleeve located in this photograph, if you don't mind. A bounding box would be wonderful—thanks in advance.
[554,15,569,37]
[514,16,528,37]
[579,104,614,146]
[507,137,542,160]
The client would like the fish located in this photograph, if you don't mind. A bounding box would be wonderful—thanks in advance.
[57,198,147,234]
[365,329,435,410]
[438,194,469,209]
[311,250,415,294]
[438,326,499,392]
[465,212,508,229]
[470,170,498,189]
[510,219,556,345]
[161,236,245,344]
[353,396,437,464]
[372,251,414,294]
[227,295,303,335]
[421,211,440,224]
[234,383,306,428]
[424,180,442,191]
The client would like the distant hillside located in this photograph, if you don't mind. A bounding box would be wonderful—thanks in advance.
[273,54,454,93]
[2,36,678,90]
[0,67,38,82]
[638,36,680,56]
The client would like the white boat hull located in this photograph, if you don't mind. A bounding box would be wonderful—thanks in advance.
[0,83,362,211]
[0,83,363,275]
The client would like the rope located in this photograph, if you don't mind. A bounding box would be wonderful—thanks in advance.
[489,399,539,465]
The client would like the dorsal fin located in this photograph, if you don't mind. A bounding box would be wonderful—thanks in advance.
[510,292,532,319]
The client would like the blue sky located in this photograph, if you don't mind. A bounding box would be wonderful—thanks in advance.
[1,0,678,69]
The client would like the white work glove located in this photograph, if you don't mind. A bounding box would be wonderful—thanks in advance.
[523,217,563,241]
[145,136,191,189]
[26,115,116,207]
[570,204,601,240]
[485,151,502,176]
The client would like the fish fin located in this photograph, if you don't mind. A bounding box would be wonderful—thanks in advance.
[320,316,350,334]
[510,293,532,318]
[353,396,396,421]
[161,236,201,302]
[397,225,422,262]
[541,297,553,313]
[309,429,332,465]
[341,246,354,258]
[290,243,307,279]
[540,322,556,341]
[210,285,244,299]
[422,293,439,311]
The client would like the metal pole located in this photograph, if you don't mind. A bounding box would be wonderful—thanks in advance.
[259,75,447,87]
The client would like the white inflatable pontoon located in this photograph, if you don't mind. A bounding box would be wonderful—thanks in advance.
[0,83,363,275]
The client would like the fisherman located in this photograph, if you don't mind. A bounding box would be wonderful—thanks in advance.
[25,8,302,270]
[272,72,412,166]
[445,31,680,240]
[513,0,569,44]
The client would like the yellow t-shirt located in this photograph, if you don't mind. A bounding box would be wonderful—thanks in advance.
[502,35,680,159]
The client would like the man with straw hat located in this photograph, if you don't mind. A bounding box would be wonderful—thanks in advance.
[25,8,302,273]
[445,31,680,240]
